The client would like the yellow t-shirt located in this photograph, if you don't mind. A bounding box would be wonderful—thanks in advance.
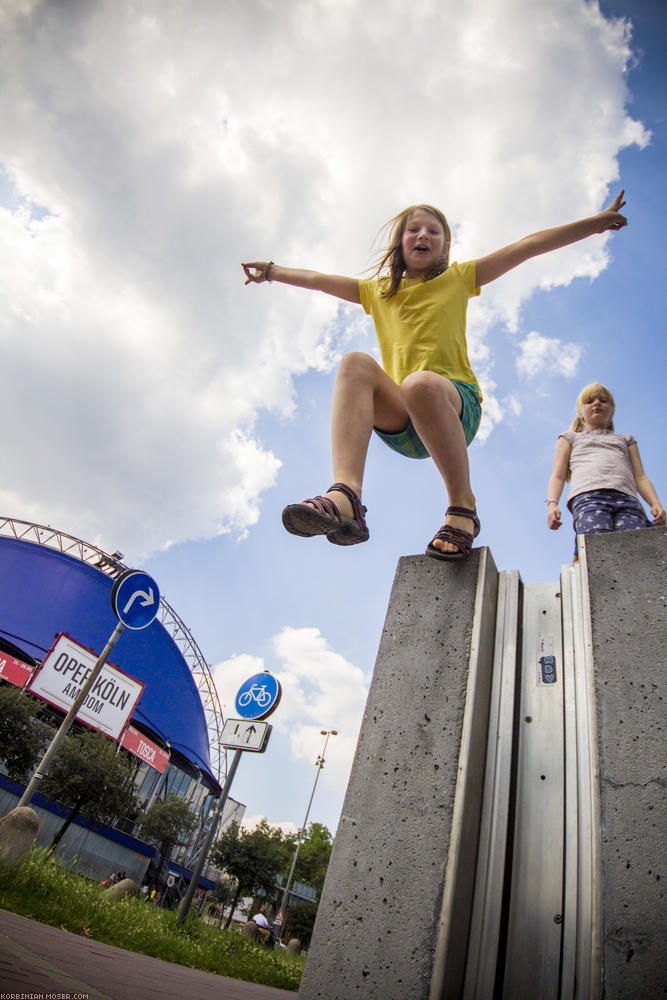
[358,260,482,399]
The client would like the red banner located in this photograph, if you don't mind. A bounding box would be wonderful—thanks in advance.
[0,653,34,688]
[121,725,170,773]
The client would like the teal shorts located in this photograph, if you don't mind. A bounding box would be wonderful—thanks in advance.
[373,380,482,458]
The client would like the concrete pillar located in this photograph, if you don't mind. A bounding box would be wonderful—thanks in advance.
[581,527,666,998]
[299,549,498,1000]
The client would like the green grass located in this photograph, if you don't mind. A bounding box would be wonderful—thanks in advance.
[0,848,303,992]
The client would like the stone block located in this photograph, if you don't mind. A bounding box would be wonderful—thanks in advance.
[582,528,666,997]
[102,877,137,899]
[299,550,498,999]
[240,920,259,940]
[0,807,40,868]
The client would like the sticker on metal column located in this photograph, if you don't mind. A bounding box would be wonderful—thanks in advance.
[537,634,558,685]
[539,655,558,684]
[111,569,160,630]
[235,671,282,720]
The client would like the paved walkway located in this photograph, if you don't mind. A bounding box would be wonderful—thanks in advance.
[0,908,296,999]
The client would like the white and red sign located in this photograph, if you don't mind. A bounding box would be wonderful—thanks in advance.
[28,633,145,741]
[0,653,34,688]
[121,725,170,773]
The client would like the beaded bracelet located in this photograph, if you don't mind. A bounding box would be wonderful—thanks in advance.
[545,499,558,505]
[265,261,274,283]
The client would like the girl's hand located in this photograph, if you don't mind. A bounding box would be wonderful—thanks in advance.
[595,190,627,232]
[242,262,272,285]
[650,503,666,526]
[547,505,562,530]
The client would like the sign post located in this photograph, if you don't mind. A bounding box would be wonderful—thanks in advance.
[17,568,159,810]
[176,671,281,924]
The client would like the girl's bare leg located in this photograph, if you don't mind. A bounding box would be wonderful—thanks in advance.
[400,371,476,555]
[301,352,408,517]
[297,358,476,556]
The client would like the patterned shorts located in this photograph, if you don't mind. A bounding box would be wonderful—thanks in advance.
[373,379,482,458]
[570,488,650,555]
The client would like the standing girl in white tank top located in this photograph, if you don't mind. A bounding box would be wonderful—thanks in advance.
[546,382,665,559]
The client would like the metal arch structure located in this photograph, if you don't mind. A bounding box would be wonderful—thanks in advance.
[0,516,227,784]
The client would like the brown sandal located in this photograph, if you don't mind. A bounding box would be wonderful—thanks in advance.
[281,482,369,545]
[426,506,480,562]
[326,483,369,546]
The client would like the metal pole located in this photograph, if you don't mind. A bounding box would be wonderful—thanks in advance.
[177,748,243,924]
[278,730,336,934]
[17,620,126,809]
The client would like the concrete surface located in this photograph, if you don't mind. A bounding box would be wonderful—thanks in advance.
[0,907,295,999]
[299,549,498,1000]
[582,527,666,998]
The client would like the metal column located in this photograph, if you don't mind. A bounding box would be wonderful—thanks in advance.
[461,564,600,1000]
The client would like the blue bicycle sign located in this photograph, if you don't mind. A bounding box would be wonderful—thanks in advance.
[235,672,282,720]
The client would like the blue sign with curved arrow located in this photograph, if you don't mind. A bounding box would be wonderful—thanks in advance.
[111,569,160,630]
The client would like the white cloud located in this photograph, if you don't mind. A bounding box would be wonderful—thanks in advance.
[504,395,523,418]
[516,330,584,379]
[472,371,502,445]
[240,813,298,837]
[212,625,369,800]
[0,0,647,555]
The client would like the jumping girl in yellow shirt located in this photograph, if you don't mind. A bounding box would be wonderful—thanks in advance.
[243,193,627,560]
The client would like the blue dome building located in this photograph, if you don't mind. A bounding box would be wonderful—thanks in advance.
[0,517,238,891]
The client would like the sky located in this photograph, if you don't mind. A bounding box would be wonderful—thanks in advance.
[1,0,665,838]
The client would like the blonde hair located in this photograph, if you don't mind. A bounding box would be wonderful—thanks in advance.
[371,204,451,300]
[571,382,616,432]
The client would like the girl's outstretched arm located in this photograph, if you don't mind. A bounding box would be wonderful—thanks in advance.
[546,437,572,530]
[242,261,361,304]
[628,443,666,525]
[476,191,627,287]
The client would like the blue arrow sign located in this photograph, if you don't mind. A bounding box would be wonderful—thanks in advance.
[235,672,282,721]
[110,569,160,630]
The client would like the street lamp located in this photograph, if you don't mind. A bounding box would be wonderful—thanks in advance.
[278,729,338,935]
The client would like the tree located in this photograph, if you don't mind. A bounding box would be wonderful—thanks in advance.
[39,728,138,849]
[208,873,237,927]
[0,685,51,782]
[286,822,333,900]
[211,819,290,928]
[138,793,198,887]
[284,900,318,947]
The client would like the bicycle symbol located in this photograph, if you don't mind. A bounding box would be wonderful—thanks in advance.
[235,672,281,720]
[238,684,272,708]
